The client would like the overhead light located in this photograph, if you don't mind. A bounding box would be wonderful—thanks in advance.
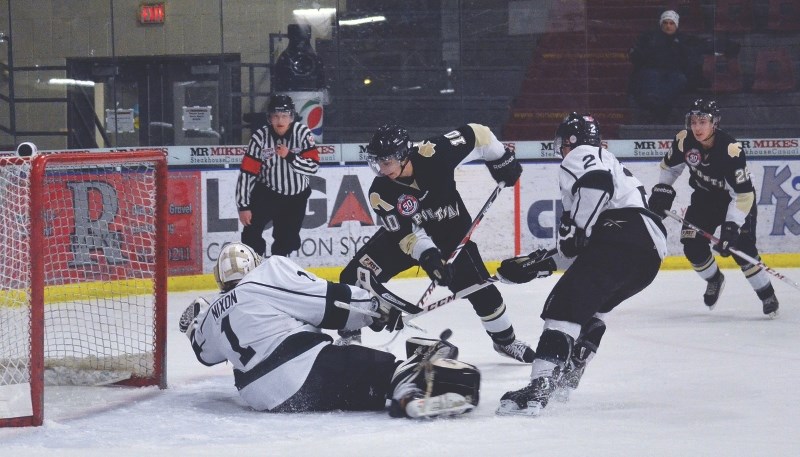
[293,8,336,18]
[339,16,386,26]
[48,78,95,87]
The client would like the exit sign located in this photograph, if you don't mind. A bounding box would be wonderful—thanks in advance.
[139,3,165,24]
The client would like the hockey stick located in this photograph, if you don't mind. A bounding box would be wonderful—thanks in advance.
[414,183,505,308]
[374,248,559,349]
[661,210,800,292]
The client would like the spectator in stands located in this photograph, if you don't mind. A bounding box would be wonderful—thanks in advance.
[628,10,705,122]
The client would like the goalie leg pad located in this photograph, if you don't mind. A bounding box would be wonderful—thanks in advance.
[390,358,480,419]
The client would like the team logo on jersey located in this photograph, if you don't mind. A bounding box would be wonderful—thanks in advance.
[396,194,419,216]
[262,148,276,160]
[686,148,701,166]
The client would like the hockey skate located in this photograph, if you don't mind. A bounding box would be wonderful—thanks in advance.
[762,295,779,318]
[552,356,587,403]
[496,374,557,417]
[493,339,535,363]
[703,271,725,309]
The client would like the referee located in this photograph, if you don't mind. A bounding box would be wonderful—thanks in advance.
[236,94,320,256]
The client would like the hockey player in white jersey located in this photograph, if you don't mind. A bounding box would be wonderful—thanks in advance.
[179,243,480,418]
[497,113,667,417]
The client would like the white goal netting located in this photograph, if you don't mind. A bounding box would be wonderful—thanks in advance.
[0,153,166,426]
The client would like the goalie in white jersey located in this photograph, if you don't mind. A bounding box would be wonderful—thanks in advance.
[497,113,667,417]
[179,243,481,418]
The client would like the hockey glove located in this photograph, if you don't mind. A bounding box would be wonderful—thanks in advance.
[647,183,676,219]
[419,248,454,287]
[486,147,522,187]
[368,296,404,333]
[714,221,739,257]
[496,249,557,284]
[558,218,588,259]
[179,297,210,339]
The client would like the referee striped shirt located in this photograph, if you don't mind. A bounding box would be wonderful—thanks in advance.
[236,122,320,209]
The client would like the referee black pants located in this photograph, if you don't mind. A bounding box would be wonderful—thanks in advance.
[242,185,310,256]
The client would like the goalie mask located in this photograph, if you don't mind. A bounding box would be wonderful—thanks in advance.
[365,124,413,176]
[554,112,601,157]
[685,98,720,130]
[214,243,262,292]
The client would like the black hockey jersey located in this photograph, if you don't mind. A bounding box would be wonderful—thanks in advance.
[658,128,755,226]
[367,124,505,259]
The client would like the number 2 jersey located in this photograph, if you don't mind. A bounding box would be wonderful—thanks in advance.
[367,123,507,260]
[560,144,667,258]
[657,128,755,227]
[187,255,376,411]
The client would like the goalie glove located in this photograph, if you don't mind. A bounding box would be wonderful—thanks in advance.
[367,295,404,333]
[355,267,407,332]
[179,297,210,339]
[496,249,557,284]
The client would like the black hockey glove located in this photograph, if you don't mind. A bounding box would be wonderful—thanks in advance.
[558,214,588,259]
[419,248,454,287]
[714,221,739,257]
[486,147,522,187]
[368,296,405,333]
[496,249,557,284]
[647,183,677,219]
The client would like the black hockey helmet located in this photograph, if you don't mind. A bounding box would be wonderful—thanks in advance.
[685,98,721,129]
[267,94,295,115]
[554,112,601,155]
[365,124,413,175]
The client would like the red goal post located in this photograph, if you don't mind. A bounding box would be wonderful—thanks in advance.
[0,150,168,427]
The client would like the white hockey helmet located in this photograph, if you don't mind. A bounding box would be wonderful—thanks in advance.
[214,243,262,291]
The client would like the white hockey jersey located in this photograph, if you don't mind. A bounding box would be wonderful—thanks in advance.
[188,255,376,411]
[559,144,667,259]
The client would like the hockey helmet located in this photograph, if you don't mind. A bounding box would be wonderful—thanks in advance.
[685,98,721,130]
[214,243,262,292]
[365,124,413,176]
[554,112,601,155]
[267,94,296,116]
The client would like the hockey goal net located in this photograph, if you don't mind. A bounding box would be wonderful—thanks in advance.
[0,150,168,427]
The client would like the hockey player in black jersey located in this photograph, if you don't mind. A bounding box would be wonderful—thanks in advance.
[497,113,667,416]
[647,99,779,317]
[337,123,537,363]
[179,243,481,418]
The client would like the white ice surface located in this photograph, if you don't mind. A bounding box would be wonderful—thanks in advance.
[2,269,798,457]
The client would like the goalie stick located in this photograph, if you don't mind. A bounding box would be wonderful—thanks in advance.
[414,183,505,308]
[660,209,800,292]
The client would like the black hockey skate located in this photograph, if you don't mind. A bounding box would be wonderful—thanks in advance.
[703,271,725,309]
[757,284,779,318]
[496,373,557,417]
[493,339,535,363]
[552,356,587,403]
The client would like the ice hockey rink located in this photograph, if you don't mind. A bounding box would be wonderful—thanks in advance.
[2,268,798,457]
